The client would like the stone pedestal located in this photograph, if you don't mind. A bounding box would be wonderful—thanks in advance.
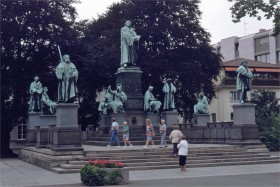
[25,129,37,146]
[146,113,159,125]
[35,126,49,148]
[39,115,56,128]
[47,124,56,148]
[27,112,41,129]
[51,127,83,151]
[56,103,78,127]
[115,67,144,111]
[162,111,178,127]
[232,103,256,125]
[193,114,210,126]
[230,103,259,144]
[51,103,83,151]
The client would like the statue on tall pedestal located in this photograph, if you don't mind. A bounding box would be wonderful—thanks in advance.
[194,92,209,114]
[55,54,78,103]
[29,75,43,112]
[41,87,57,115]
[144,86,161,113]
[236,60,253,104]
[120,20,141,67]
[162,78,176,111]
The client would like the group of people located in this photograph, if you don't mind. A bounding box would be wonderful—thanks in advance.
[107,118,189,172]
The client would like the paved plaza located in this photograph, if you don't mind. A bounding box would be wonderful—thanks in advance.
[1,157,279,187]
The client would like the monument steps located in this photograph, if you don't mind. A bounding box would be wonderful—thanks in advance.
[83,140,169,146]
[67,153,270,165]
[51,145,279,173]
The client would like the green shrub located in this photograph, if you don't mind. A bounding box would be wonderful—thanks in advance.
[80,160,124,186]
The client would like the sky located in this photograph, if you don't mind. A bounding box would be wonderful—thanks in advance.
[74,0,273,44]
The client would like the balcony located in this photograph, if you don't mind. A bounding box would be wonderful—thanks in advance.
[222,78,280,87]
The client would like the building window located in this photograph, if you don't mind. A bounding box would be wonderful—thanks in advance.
[17,123,26,140]
[259,37,269,45]
[230,91,241,101]
[277,51,280,64]
[230,113,234,120]
[211,113,216,122]
[255,53,270,63]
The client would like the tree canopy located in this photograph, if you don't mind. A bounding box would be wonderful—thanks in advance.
[229,0,280,35]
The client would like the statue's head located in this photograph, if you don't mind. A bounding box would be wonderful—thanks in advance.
[63,54,70,63]
[43,87,48,92]
[148,86,153,91]
[240,60,247,66]
[124,20,132,27]
[34,75,39,82]
[117,84,122,91]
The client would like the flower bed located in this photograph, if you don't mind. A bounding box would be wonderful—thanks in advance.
[80,160,129,186]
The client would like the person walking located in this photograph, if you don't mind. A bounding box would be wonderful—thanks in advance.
[159,119,168,148]
[169,125,183,157]
[177,135,189,172]
[107,118,120,147]
[143,119,155,148]
[122,121,133,149]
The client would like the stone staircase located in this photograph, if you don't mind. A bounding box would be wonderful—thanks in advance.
[84,126,170,146]
[51,144,280,173]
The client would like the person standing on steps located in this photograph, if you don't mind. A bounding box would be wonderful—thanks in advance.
[177,135,188,172]
[159,119,168,148]
[122,121,133,149]
[143,119,155,148]
[107,118,120,147]
[169,125,183,157]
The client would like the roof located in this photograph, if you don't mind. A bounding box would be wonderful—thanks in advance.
[223,58,280,73]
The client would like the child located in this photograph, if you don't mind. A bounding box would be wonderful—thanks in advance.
[177,135,188,172]
[122,121,133,148]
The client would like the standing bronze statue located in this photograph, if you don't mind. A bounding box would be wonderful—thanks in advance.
[236,60,253,104]
[55,54,78,103]
[120,20,141,67]
[29,75,43,112]
[162,78,176,111]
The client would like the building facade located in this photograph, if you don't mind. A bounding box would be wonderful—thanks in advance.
[213,29,280,65]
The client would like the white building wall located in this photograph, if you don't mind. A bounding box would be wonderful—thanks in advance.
[238,34,255,60]
[220,37,237,61]
[269,32,277,64]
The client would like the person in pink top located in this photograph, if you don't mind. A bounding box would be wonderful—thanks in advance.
[143,119,155,148]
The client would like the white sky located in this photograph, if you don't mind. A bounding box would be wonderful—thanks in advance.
[75,0,273,44]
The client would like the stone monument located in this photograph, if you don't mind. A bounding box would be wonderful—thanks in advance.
[162,78,178,126]
[236,59,253,104]
[193,91,210,126]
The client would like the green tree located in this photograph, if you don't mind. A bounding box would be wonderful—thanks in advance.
[1,0,82,157]
[82,0,222,121]
[251,90,280,151]
[229,0,280,35]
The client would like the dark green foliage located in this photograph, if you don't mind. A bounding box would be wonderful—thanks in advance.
[1,0,82,156]
[80,164,106,186]
[228,0,280,35]
[83,0,222,121]
[251,90,280,151]
[80,164,123,186]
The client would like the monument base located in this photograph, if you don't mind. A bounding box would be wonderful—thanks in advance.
[193,114,210,126]
[232,103,256,125]
[35,127,49,148]
[25,129,37,146]
[162,111,178,127]
[51,127,83,151]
